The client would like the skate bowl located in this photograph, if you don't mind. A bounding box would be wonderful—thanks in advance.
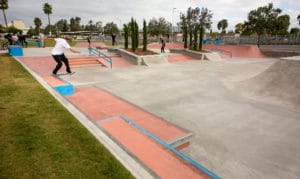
[231,56,300,110]
[202,44,268,58]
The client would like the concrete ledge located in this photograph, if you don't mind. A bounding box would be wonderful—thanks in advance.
[170,49,223,61]
[116,48,167,66]
[170,49,206,60]
[116,49,143,65]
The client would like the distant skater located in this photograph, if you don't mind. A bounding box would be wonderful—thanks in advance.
[51,38,80,75]
[87,33,91,47]
[160,38,166,53]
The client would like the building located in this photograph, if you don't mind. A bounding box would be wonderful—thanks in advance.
[8,20,29,34]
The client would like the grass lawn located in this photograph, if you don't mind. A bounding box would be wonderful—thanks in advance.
[0,53,134,178]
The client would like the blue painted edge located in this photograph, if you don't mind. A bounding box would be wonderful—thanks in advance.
[54,84,74,96]
[117,115,221,179]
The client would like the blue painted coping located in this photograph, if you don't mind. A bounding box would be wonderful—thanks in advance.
[119,115,221,179]
[8,46,23,56]
[54,84,74,96]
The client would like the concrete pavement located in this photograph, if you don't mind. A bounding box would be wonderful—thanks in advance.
[16,45,300,179]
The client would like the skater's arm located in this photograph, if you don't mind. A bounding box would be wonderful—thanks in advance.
[69,48,80,53]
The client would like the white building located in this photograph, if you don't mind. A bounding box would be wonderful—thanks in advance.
[8,20,29,34]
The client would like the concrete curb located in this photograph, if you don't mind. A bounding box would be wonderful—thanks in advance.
[14,56,155,179]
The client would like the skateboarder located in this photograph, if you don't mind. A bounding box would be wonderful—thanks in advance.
[160,38,166,53]
[51,38,80,76]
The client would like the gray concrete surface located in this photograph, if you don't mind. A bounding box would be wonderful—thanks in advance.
[60,57,300,179]
[18,47,300,178]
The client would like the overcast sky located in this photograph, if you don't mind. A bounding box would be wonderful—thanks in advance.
[2,0,300,31]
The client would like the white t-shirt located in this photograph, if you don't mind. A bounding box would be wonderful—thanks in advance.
[51,38,71,55]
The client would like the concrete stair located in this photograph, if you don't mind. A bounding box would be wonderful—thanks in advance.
[69,56,103,67]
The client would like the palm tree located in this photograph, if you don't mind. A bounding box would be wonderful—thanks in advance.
[34,17,42,34]
[0,0,8,28]
[217,19,228,34]
[43,3,52,35]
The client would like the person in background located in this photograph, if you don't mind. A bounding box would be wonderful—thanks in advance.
[160,37,166,53]
[87,33,91,47]
[39,32,45,47]
[4,33,13,45]
[12,33,19,45]
[51,37,80,76]
[18,32,27,47]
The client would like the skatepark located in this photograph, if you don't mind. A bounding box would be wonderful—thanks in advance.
[12,42,300,178]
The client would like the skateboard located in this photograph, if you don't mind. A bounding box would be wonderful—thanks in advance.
[53,72,75,76]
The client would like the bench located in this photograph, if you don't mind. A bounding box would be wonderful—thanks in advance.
[27,41,42,48]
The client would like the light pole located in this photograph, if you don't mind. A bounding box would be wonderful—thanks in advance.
[171,8,176,43]
[116,18,122,30]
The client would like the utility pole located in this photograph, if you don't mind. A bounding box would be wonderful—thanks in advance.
[172,8,176,43]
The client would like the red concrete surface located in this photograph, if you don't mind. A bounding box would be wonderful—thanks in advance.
[148,43,184,49]
[168,54,196,63]
[19,56,68,86]
[202,44,267,58]
[67,86,190,143]
[43,75,67,86]
[75,42,106,48]
[148,43,267,58]
[99,118,210,179]
[109,56,135,67]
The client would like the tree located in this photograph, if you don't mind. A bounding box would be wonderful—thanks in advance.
[217,19,228,34]
[198,7,213,50]
[70,17,81,31]
[179,13,188,48]
[235,23,244,33]
[244,3,281,45]
[148,17,170,37]
[34,17,42,34]
[143,19,147,51]
[290,27,299,35]
[275,14,290,35]
[130,18,135,51]
[0,0,8,28]
[123,24,129,49]
[43,3,53,35]
[6,26,21,33]
[27,27,35,36]
[186,7,194,49]
[103,22,119,46]
[298,14,300,26]
[95,21,103,33]
[55,19,69,33]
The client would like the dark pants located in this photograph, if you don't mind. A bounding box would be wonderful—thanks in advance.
[52,54,71,74]
[161,46,165,53]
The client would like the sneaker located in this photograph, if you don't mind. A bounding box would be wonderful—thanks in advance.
[67,72,75,75]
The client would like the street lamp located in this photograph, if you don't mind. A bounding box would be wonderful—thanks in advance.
[171,8,176,43]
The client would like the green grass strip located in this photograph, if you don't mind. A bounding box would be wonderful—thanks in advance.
[0,53,134,178]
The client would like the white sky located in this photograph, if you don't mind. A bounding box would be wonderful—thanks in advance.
[2,0,300,32]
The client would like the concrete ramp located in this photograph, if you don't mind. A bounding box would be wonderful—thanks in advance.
[203,44,268,58]
[233,56,300,110]
[204,52,223,61]
[141,55,169,66]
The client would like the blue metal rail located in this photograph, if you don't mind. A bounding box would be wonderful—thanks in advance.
[88,47,113,69]
[210,48,232,58]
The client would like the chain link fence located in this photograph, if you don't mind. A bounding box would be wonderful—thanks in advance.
[216,35,300,45]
